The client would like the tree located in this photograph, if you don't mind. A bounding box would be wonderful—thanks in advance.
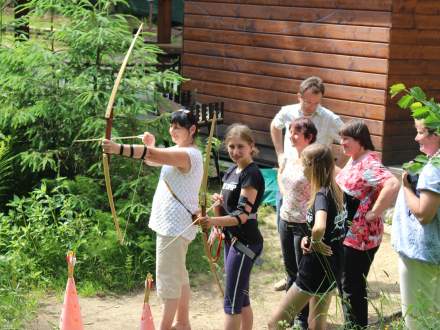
[0,0,183,195]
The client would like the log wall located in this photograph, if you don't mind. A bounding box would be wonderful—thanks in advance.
[182,0,440,165]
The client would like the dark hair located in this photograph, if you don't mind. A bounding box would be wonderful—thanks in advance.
[291,117,318,144]
[339,120,375,151]
[170,109,198,138]
[299,76,325,96]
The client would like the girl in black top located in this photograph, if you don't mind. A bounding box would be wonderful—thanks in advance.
[269,144,345,330]
[198,124,264,330]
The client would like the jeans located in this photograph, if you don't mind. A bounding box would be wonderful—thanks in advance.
[276,190,282,233]
[341,245,379,329]
[279,219,309,326]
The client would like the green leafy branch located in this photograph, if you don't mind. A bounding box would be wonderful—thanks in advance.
[390,83,440,133]
[390,83,440,173]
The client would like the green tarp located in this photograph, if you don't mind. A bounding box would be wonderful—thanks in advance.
[261,168,278,207]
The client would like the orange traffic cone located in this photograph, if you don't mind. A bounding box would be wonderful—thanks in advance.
[140,273,155,330]
[59,251,84,330]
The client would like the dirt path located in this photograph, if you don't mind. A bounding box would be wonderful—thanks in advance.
[28,213,400,330]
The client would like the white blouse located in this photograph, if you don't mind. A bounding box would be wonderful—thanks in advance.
[279,158,310,223]
[149,146,203,241]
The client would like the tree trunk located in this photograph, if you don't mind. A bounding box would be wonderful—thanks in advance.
[14,0,30,40]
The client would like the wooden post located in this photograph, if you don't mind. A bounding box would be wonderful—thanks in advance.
[148,0,154,31]
[157,0,171,44]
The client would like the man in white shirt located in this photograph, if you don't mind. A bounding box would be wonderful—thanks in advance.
[270,76,343,329]
[271,76,343,166]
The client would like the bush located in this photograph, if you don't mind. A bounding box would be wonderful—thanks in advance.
[0,175,158,291]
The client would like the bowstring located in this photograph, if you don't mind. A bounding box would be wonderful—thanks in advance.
[122,159,144,243]
[120,113,170,243]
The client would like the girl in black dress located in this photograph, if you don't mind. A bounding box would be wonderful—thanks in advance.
[268,143,346,330]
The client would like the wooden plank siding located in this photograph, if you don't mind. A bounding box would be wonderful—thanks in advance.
[185,0,393,11]
[384,0,440,162]
[182,0,439,165]
[185,2,393,27]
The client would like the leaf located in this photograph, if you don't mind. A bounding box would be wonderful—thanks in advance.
[431,157,440,168]
[423,117,440,130]
[389,83,406,98]
[414,154,428,163]
[411,106,430,119]
[402,161,424,175]
[397,95,414,109]
[410,102,423,111]
[409,86,426,101]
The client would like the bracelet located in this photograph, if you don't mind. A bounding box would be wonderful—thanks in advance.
[119,144,124,155]
[140,145,148,160]
[129,144,134,158]
[311,237,322,244]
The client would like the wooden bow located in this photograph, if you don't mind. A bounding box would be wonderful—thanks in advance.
[200,112,224,297]
[102,24,143,244]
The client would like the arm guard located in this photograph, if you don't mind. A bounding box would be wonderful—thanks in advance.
[229,196,255,227]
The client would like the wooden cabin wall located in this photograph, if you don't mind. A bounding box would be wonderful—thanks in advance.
[383,0,440,164]
[182,0,439,165]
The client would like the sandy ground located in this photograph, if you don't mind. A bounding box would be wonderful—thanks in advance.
[28,214,400,330]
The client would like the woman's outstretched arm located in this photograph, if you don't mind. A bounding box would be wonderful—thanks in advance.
[102,139,192,172]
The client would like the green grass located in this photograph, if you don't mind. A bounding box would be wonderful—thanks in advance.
[0,289,41,330]
[1,9,68,30]
[77,281,106,298]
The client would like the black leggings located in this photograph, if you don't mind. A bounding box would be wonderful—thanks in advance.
[279,220,309,325]
[341,245,379,329]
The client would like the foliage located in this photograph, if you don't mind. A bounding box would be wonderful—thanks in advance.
[390,83,440,173]
[0,174,158,326]
[0,0,185,327]
[0,284,40,329]
[0,174,158,285]
[0,0,183,195]
[0,135,14,203]
[390,84,440,133]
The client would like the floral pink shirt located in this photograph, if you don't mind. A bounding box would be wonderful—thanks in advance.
[279,158,310,223]
[336,152,393,250]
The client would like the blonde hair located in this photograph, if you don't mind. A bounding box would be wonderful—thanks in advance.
[415,119,437,136]
[224,124,259,156]
[301,144,343,212]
